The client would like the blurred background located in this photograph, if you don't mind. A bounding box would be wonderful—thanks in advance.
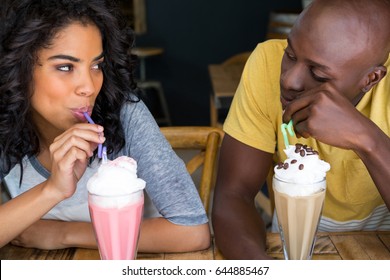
[119,0,305,126]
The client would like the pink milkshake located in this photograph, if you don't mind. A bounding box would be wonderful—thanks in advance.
[87,156,146,260]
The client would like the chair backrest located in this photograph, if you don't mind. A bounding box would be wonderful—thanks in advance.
[160,126,224,214]
[210,51,251,128]
[266,10,300,40]
[222,51,251,66]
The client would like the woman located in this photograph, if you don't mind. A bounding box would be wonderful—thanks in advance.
[0,0,210,251]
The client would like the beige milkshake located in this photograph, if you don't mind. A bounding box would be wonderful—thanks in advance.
[273,144,330,260]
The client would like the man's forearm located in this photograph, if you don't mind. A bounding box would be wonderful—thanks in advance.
[355,125,390,208]
[213,197,269,259]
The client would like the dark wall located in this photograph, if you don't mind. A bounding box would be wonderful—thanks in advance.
[135,0,303,125]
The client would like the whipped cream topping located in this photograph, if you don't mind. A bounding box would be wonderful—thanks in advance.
[274,144,330,188]
[87,156,146,197]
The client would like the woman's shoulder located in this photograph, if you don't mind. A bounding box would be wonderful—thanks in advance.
[119,96,159,134]
[120,96,149,119]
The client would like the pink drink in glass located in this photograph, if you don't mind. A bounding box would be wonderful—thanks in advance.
[88,190,144,260]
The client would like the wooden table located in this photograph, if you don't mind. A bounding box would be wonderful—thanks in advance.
[268,231,390,260]
[208,63,245,128]
[1,231,389,260]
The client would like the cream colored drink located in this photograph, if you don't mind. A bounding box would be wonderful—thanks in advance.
[273,144,330,260]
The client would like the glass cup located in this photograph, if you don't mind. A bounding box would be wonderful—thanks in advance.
[88,190,144,260]
[272,176,326,260]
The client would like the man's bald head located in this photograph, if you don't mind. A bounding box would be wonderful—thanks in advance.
[282,0,389,105]
[297,0,390,65]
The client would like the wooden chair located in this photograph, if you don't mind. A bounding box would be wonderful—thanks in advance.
[221,52,251,66]
[266,10,300,40]
[209,52,251,128]
[160,126,224,214]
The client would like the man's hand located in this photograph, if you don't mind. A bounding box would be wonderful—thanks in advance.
[283,84,371,151]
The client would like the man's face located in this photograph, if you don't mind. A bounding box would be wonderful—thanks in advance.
[279,8,374,110]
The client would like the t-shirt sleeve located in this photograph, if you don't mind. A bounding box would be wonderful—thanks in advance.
[119,101,208,226]
[223,40,286,154]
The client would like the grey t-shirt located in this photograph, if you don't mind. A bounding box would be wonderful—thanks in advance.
[2,101,208,226]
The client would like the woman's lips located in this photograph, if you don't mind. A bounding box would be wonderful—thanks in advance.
[71,107,92,122]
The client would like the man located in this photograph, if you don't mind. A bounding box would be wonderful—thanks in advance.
[212,0,390,259]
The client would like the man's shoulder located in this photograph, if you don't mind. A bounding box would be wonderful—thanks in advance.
[248,39,286,69]
[254,39,287,55]
[259,39,287,48]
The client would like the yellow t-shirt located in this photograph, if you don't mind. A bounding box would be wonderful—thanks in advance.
[224,39,390,231]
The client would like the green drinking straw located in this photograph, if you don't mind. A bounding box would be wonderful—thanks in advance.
[281,120,295,149]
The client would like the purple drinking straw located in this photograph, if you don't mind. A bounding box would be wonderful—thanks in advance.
[83,112,104,159]
[102,146,108,164]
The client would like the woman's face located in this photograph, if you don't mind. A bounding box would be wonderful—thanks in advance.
[31,22,104,136]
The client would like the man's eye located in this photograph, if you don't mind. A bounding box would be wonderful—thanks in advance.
[57,65,73,72]
[310,69,329,83]
[284,49,296,61]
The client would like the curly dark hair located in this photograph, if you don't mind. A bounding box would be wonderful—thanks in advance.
[0,0,140,175]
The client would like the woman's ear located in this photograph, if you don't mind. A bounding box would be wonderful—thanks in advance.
[362,65,387,92]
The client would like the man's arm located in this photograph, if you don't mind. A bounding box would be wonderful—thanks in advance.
[212,134,273,259]
[353,122,390,208]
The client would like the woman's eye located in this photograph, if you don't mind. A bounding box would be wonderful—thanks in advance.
[57,65,73,72]
[92,61,104,71]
